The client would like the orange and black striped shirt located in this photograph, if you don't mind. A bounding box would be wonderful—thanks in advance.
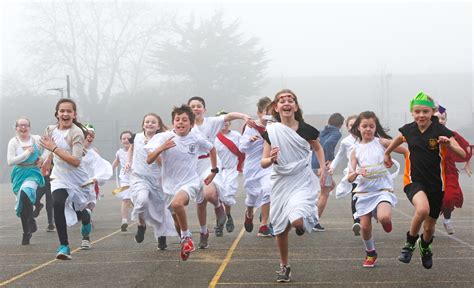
[399,116,454,192]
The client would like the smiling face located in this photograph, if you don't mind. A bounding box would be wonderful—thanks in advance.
[15,118,31,138]
[173,112,192,136]
[188,100,206,120]
[85,131,95,147]
[358,117,376,142]
[275,93,298,119]
[143,115,160,135]
[56,102,77,129]
[120,132,132,149]
[411,105,434,129]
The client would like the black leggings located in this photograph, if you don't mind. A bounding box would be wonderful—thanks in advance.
[53,189,91,245]
[36,176,53,225]
[350,183,359,223]
[20,191,34,234]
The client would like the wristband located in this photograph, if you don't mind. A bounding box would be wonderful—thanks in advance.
[52,146,58,153]
[210,167,219,174]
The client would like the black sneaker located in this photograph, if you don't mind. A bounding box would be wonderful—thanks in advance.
[226,214,235,233]
[312,223,325,232]
[417,238,433,269]
[135,225,146,243]
[33,203,44,218]
[295,227,305,236]
[276,265,291,283]
[398,242,416,263]
[22,233,32,245]
[215,223,224,237]
[29,218,37,234]
[121,223,128,232]
[46,224,56,232]
[157,236,167,250]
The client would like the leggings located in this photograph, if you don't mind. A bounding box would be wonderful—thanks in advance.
[53,189,91,245]
[20,191,34,234]
[36,175,53,225]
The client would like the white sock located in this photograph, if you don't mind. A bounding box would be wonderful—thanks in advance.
[200,225,208,234]
[363,237,375,251]
[121,218,128,224]
[443,218,451,224]
[181,230,191,238]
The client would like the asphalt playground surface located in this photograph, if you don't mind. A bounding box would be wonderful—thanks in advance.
[0,174,472,287]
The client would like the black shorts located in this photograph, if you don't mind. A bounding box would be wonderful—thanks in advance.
[404,182,444,219]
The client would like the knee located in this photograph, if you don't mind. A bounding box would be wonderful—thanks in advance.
[171,201,183,212]
[291,218,304,230]
[415,206,430,219]
[379,215,391,226]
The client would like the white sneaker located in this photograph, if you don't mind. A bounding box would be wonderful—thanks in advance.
[80,239,91,250]
[352,222,361,236]
[443,222,455,235]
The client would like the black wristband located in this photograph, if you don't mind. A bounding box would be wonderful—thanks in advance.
[210,167,219,174]
[52,146,58,153]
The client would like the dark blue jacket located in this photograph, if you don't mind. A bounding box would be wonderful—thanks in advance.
[311,125,342,170]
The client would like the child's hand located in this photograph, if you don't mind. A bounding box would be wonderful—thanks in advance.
[124,162,131,172]
[249,135,260,142]
[160,136,176,152]
[463,163,472,177]
[204,173,216,185]
[41,159,51,176]
[40,135,56,151]
[357,167,368,177]
[384,153,393,168]
[438,136,450,145]
[327,167,334,175]
[270,147,280,163]
[244,117,257,129]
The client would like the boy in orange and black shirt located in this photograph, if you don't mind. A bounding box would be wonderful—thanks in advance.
[384,92,466,269]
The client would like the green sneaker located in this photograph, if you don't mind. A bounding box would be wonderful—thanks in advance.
[417,238,433,269]
[398,241,416,263]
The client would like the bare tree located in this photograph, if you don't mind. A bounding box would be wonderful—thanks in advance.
[24,1,168,111]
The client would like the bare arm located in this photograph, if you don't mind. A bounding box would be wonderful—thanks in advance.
[347,149,359,183]
[380,138,408,156]
[224,112,256,128]
[204,147,218,185]
[40,136,81,167]
[439,136,466,159]
[261,141,275,169]
[384,134,404,168]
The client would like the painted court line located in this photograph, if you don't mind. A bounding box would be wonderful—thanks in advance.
[209,227,246,288]
[0,224,136,287]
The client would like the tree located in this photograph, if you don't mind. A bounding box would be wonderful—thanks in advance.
[149,11,268,113]
[24,1,168,114]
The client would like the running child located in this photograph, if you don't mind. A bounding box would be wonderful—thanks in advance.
[347,111,407,268]
[384,92,466,269]
[127,113,176,250]
[239,97,273,237]
[434,108,472,234]
[261,89,326,283]
[214,110,244,235]
[112,130,134,232]
[187,96,255,247]
[146,105,216,260]
[7,118,45,245]
[40,99,94,259]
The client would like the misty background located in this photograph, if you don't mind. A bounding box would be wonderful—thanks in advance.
[1,0,472,182]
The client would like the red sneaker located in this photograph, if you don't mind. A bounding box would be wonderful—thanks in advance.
[180,236,195,261]
[257,225,272,237]
[244,212,254,232]
[363,252,377,268]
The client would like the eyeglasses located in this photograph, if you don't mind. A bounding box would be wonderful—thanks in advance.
[16,124,30,128]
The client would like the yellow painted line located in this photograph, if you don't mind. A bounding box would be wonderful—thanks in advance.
[209,227,245,288]
[0,223,136,287]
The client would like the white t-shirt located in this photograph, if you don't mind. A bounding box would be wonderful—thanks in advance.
[215,130,241,169]
[145,130,213,196]
[131,132,160,176]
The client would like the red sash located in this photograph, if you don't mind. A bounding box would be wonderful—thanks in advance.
[241,124,266,136]
[217,132,245,172]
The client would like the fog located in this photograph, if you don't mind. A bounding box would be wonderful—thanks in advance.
[1,0,472,182]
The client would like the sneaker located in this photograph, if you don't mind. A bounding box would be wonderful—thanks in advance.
[21,233,32,245]
[276,265,291,283]
[28,218,37,234]
[295,227,305,236]
[363,251,377,268]
[214,224,224,237]
[417,238,433,269]
[198,230,209,249]
[382,221,392,233]
[257,225,272,237]
[33,203,44,218]
[46,224,56,232]
[398,241,416,263]
[80,239,91,250]
[121,223,128,232]
[443,222,455,235]
[312,223,325,232]
[135,225,146,243]
[244,212,254,232]
[157,236,167,250]
[56,244,72,260]
[226,214,235,233]
[81,223,92,238]
[352,222,361,236]
[215,204,227,227]
[180,236,195,261]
